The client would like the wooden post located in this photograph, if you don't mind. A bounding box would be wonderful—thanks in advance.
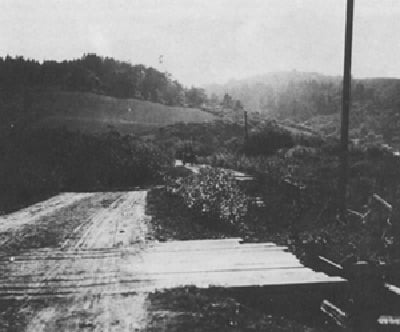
[339,0,355,221]
[244,111,248,142]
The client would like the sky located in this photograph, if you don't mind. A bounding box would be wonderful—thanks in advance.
[1,0,400,86]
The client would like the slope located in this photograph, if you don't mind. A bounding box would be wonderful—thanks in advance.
[5,90,216,135]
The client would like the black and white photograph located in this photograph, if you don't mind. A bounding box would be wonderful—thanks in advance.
[1,0,400,331]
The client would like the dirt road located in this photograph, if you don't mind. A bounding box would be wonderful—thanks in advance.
[0,190,345,331]
[0,191,152,331]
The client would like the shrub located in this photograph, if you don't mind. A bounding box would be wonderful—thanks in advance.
[166,167,250,226]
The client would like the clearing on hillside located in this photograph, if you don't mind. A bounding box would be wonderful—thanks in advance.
[25,91,217,134]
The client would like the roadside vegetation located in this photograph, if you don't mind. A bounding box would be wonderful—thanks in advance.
[0,127,170,214]
[152,121,400,267]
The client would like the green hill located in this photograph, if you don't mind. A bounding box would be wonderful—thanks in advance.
[4,90,216,135]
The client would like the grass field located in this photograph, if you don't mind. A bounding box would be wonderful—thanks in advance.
[22,90,217,134]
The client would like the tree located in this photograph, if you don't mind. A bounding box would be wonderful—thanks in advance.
[185,87,207,107]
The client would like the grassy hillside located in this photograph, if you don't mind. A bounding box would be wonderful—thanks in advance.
[2,90,216,135]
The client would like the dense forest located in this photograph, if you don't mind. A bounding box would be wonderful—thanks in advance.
[0,54,207,107]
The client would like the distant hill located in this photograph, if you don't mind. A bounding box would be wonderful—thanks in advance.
[206,71,339,93]
[204,71,400,147]
[1,90,216,135]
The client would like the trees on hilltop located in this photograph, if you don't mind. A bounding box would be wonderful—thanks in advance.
[0,54,207,107]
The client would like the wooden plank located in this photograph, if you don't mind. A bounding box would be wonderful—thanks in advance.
[385,283,400,295]
[320,299,347,327]
[378,316,400,326]
[0,267,344,297]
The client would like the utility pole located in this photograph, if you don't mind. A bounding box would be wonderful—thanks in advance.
[339,0,355,221]
[244,111,249,142]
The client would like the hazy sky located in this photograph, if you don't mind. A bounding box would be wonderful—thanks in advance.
[1,0,400,86]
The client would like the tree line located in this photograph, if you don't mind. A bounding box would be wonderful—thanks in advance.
[0,54,207,107]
